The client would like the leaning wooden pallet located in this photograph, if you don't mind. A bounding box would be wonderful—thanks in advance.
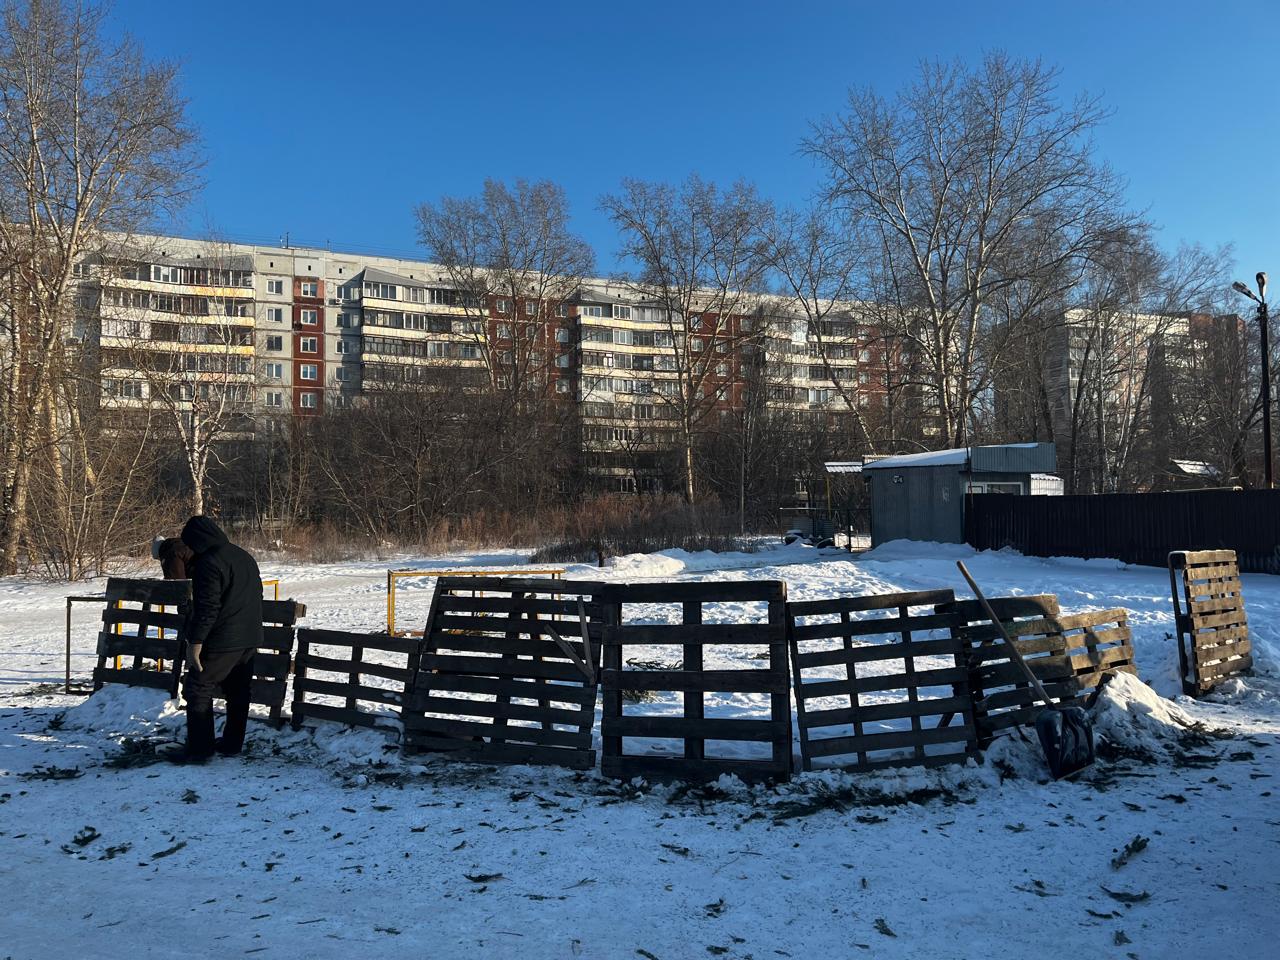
[938,594,1137,743]
[787,588,980,773]
[1169,549,1252,695]
[401,577,606,770]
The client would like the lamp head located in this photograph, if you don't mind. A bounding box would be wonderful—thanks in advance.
[1234,280,1260,302]
[1258,272,1268,300]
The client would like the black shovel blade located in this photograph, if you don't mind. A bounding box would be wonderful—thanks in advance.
[1035,705,1095,779]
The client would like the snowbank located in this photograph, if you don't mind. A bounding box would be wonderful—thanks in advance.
[62,684,182,737]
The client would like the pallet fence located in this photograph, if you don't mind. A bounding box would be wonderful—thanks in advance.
[401,577,605,770]
[92,578,192,697]
[290,628,419,734]
[787,589,980,773]
[1169,549,1252,695]
[599,580,791,784]
[252,599,304,726]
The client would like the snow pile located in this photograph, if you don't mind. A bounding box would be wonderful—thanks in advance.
[605,541,813,579]
[860,539,977,562]
[1090,670,1199,756]
[62,685,182,738]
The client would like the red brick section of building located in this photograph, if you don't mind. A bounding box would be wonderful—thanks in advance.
[292,276,325,415]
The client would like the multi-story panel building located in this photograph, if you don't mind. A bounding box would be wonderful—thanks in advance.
[75,235,893,491]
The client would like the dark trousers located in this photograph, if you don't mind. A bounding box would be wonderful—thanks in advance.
[183,647,256,756]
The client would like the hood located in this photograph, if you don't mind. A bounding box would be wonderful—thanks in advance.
[181,515,229,554]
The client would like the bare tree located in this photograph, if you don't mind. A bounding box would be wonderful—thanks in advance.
[101,242,256,514]
[764,204,879,450]
[415,179,594,403]
[601,175,773,501]
[806,53,1134,448]
[0,0,198,572]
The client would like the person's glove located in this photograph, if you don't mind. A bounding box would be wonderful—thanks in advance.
[186,643,203,672]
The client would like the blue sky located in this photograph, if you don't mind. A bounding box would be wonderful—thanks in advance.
[121,0,1278,285]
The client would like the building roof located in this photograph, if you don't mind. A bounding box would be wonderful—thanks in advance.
[862,442,1054,472]
[824,461,864,474]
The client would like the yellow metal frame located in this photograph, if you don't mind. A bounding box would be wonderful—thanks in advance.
[386,568,565,637]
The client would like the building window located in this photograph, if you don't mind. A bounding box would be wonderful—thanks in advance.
[525,301,537,316]
[265,335,283,351]
[299,281,318,297]
[336,339,356,355]
[495,298,511,315]
[300,336,318,353]
[581,305,604,318]
[335,366,352,382]
[337,312,358,328]
[300,364,318,381]
[151,264,180,283]
[300,308,318,325]
[265,390,283,408]
[266,278,284,295]
[556,303,568,318]
[300,391,318,409]
[459,344,479,360]
[613,304,631,320]
[265,307,284,323]
[363,281,396,300]
[265,362,283,380]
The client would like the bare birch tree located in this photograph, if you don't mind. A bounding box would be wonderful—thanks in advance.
[0,0,197,572]
[601,176,772,501]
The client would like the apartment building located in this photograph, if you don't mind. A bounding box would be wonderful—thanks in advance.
[77,236,891,491]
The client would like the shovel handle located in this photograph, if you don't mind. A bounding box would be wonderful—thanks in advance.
[956,560,1056,709]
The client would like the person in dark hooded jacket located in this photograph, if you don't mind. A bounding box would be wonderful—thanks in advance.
[165,515,264,764]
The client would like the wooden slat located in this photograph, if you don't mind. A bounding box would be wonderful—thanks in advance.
[296,651,412,683]
[96,632,182,660]
[600,716,789,742]
[92,667,175,690]
[101,607,187,632]
[402,735,595,770]
[601,667,788,694]
[297,628,419,654]
[408,694,586,727]
[401,715,586,749]
[294,676,404,707]
[790,612,955,642]
[104,577,191,606]
[787,589,956,618]
[419,652,587,682]
[799,695,972,726]
[426,632,588,660]
[793,635,961,669]
[602,622,781,645]
[294,701,399,731]
[1188,577,1243,598]
[807,723,977,757]
[418,672,597,707]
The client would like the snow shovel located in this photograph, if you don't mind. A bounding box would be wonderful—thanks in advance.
[955,561,1095,779]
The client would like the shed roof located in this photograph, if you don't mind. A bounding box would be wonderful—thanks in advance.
[862,442,1055,473]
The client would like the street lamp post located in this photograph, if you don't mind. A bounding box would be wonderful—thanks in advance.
[1234,272,1271,488]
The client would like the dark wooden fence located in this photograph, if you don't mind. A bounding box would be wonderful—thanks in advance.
[965,489,1280,573]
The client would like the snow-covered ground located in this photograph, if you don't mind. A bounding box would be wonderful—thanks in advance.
[1,541,1278,959]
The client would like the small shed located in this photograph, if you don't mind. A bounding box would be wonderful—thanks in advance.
[864,442,1059,546]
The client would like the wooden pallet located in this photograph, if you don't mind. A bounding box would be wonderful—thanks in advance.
[252,599,304,727]
[290,628,419,735]
[940,595,1137,740]
[401,577,606,770]
[93,578,192,697]
[1169,549,1252,695]
[598,580,791,784]
[787,589,979,773]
